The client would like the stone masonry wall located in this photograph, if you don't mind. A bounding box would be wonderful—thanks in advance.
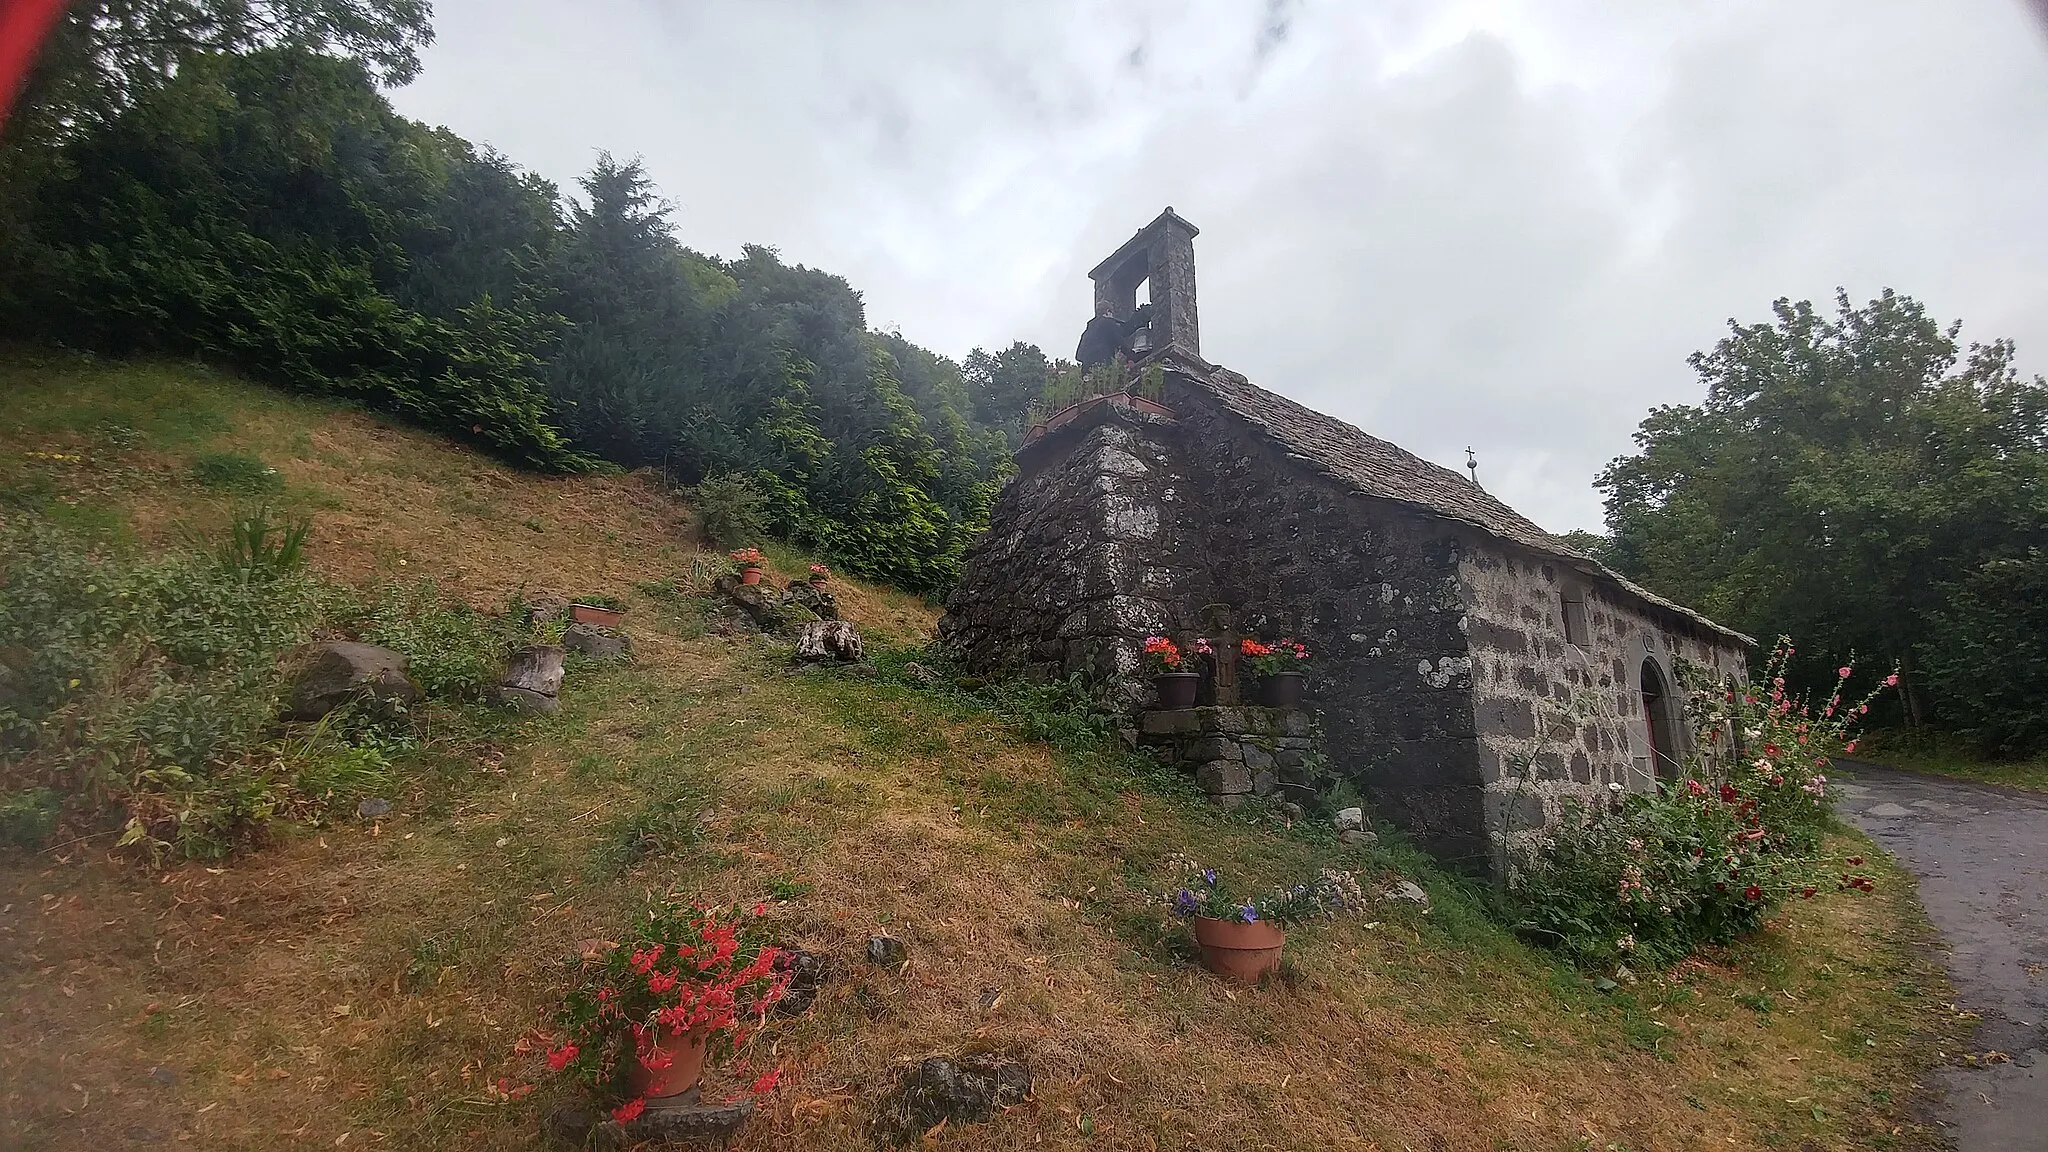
[939,370,1748,874]
[939,407,1204,708]
[1459,548,1751,868]
[1135,707,1312,805]
[1166,382,1491,865]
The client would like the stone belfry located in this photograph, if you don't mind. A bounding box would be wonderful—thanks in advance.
[1088,207,1202,363]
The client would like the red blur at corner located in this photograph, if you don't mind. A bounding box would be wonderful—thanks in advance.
[0,0,70,131]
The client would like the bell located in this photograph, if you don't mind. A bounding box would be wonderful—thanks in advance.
[1129,326,1154,355]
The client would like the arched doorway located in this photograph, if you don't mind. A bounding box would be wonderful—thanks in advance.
[1640,659,1681,780]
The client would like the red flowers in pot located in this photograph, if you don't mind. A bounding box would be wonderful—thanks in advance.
[1240,637,1310,707]
[549,900,792,1121]
[1143,635,1198,709]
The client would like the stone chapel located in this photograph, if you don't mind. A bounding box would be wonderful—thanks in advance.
[938,209,1751,871]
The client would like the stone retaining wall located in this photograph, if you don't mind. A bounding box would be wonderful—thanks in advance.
[1135,707,1312,806]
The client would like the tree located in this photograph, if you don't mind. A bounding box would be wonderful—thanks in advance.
[8,0,432,146]
[1,48,590,471]
[963,341,1052,442]
[1599,289,2048,739]
[1553,529,1613,566]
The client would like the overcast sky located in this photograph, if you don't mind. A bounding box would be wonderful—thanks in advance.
[388,0,2048,532]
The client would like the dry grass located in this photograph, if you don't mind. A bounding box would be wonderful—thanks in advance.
[0,352,1955,1152]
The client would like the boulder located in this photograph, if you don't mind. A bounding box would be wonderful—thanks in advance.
[284,642,421,720]
[1381,879,1430,910]
[866,934,908,967]
[525,593,570,627]
[547,1098,756,1150]
[501,645,565,696]
[795,620,864,663]
[876,1055,1031,1144]
[782,579,839,621]
[773,947,826,1017]
[1334,806,1365,832]
[493,685,560,714]
[562,623,631,662]
[714,574,785,629]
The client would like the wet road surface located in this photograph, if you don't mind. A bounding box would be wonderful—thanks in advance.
[1832,760,2047,1151]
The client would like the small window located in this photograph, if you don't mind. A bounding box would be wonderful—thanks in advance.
[1560,588,1589,647]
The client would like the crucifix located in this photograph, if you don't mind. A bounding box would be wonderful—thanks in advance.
[1201,603,1240,706]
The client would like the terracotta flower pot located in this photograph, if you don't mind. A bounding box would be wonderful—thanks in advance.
[569,603,624,628]
[1260,671,1306,708]
[629,1025,710,1102]
[739,566,762,586]
[1153,671,1199,710]
[1191,915,1286,984]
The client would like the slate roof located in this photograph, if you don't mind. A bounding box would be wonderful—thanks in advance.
[1188,365,1753,646]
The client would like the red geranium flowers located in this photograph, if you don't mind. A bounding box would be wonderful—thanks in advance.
[550,900,793,1123]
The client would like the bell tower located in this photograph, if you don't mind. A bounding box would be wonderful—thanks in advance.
[1088,207,1202,362]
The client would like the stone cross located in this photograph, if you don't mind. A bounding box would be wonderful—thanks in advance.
[1201,602,1240,706]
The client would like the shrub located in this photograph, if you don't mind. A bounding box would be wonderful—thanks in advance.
[0,786,62,849]
[691,474,768,547]
[359,581,513,699]
[0,519,326,858]
[1510,639,1891,967]
[190,451,282,493]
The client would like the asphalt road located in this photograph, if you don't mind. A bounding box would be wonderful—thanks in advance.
[1831,760,2047,1151]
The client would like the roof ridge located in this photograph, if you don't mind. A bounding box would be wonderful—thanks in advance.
[1182,365,1753,646]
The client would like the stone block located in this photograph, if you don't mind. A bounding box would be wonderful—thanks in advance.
[1139,710,1202,736]
[1279,710,1312,738]
[1484,785,1548,834]
[1206,707,1251,734]
[1241,743,1276,772]
[1274,736,1312,751]
[563,623,632,662]
[1476,744,1507,784]
[1467,618,1528,655]
[1181,735,1241,762]
[1534,752,1568,781]
[1476,698,1537,739]
[1252,770,1278,796]
[1194,759,1252,795]
[1569,751,1593,784]
[1273,748,1307,771]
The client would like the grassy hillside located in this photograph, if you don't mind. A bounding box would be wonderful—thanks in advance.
[0,350,1959,1151]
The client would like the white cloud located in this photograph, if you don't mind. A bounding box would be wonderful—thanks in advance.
[390,0,2048,531]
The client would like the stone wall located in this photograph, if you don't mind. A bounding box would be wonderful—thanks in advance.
[1134,707,1312,805]
[1459,548,1751,867]
[940,368,1750,874]
[938,404,1203,708]
[1164,380,1490,863]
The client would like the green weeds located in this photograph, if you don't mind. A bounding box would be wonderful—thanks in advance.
[191,450,282,492]
[217,505,311,577]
